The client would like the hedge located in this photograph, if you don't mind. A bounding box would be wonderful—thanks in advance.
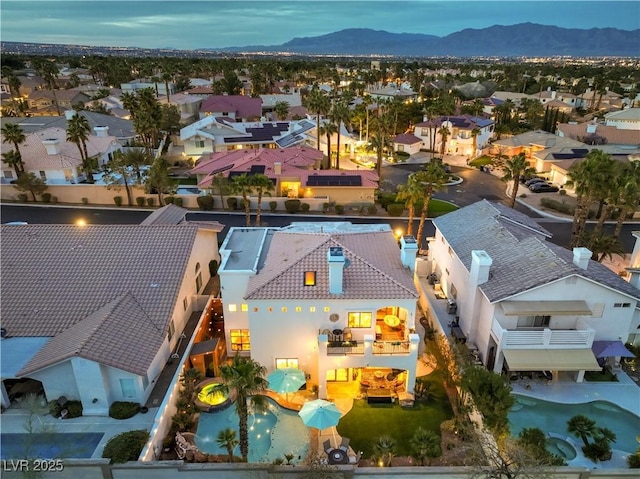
[41,193,52,203]
[173,197,183,207]
[113,196,123,207]
[109,401,140,420]
[102,430,148,464]
[136,197,146,206]
[284,199,301,213]
[269,201,277,212]
[227,197,238,210]
[197,195,214,211]
[387,203,405,217]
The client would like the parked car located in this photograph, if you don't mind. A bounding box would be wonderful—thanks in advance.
[529,183,559,193]
[524,177,547,187]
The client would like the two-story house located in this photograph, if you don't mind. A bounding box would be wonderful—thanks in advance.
[414,115,494,158]
[199,95,262,122]
[217,223,421,400]
[424,200,640,382]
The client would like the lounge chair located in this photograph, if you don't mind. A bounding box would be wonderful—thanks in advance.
[323,439,332,454]
[339,437,350,452]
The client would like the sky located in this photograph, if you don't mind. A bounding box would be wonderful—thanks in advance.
[1,0,639,50]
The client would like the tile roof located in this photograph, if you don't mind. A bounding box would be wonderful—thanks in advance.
[493,130,584,149]
[1,224,200,375]
[605,108,640,122]
[200,95,262,119]
[433,200,640,302]
[245,229,417,300]
[557,122,640,146]
[140,204,189,225]
[394,133,422,145]
[415,115,493,129]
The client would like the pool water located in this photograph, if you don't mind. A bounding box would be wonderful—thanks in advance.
[195,397,309,463]
[509,394,640,453]
[1,433,104,459]
[197,383,227,406]
[546,437,577,460]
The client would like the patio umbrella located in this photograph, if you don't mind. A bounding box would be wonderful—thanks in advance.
[592,340,635,358]
[298,399,342,447]
[267,368,306,401]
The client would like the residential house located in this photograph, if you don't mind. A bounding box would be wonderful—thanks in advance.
[26,90,91,116]
[556,120,640,147]
[414,115,494,158]
[191,147,378,205]
[537,90,576,111]
[367,84,418,102]
[159,92,203,124]
[260,92,303,117]
[604,108,640,131]
[579,89,623,111]
[424,200,640,381]
[121,79,175,97]
[217,222,421,399]
[0,125,121,184]
[0,208,224,414]
[393,133,422,155]
[199,95,262,122]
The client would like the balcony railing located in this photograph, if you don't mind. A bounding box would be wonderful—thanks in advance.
[327,341,364,356]
[373,340,411,355]
[492,320,595,349]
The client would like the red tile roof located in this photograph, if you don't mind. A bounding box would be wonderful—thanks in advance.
[394,133,422,145]
[200,95,262,119]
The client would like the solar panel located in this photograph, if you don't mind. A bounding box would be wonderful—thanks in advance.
[224,136,253,143]
[307,175,362,187]
[276,133,303,148]
[250,165,266,174]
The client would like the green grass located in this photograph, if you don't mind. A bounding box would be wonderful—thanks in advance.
[336,374,453,457]
[585,369,619,382]
[468,156,493,167]
[428,199,459,216]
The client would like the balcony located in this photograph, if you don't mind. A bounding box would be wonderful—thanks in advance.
[492,320,595,349]
[372,340,411,355]
[327,340,364,356]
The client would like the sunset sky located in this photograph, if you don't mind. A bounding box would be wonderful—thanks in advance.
[2,1,639,50]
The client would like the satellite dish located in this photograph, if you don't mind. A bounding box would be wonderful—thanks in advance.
[329,313,340,322]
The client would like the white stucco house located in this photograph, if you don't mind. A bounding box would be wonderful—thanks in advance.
[423,200,640,382]
[604,108,640,130]
[414,115,494,158]
[0,206,223,415]
[218,222,421,399]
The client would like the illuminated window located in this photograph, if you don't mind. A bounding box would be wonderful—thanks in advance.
[304,271,316,286]
[309,306,316,312]
[267,307,273,312]
[253,307,259,312]
[275,358,299,369]
[295,306,302,312]
[348,312,372,328]
[230,329,250,351]
[241,304,248,312]
[324,307,330,312]
[281,307,288,313]
[228,304,237,312]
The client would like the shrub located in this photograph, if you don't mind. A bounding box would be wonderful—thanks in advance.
[322,202,330,213]
[367,204,377,215]
[269,200,277,212]
[136,197,146,206]
[113,196,123,207]
[197,195,214,211]
[81,197,89,205]
[209,259,219,277]
[519,193,527,198]
[173,197,183,207]
[284,199,301,213]
[301,203,310,212]
[51,196,58,204]
[41,192,52,203]
[226,197,238,210]
[165,196,175,204]
[386,203,405,217]
[378,192,397,210]
[102,430,148,464]
[146,198,154,206]
[109,401,140,420]
[17,193,28,202]
[50,399,83,419]
[540,197,574,215]
[335,204,344,215]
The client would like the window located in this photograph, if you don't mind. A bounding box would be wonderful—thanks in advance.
[326,368,349,382]
[167,320,175,341]
[230,329,250,351]
[281,307,288,313]
[275,358,298,369]
[228,304,237,312]
[119,379,136,399]
[295,306,302,312]
[348,312,372,328]
[241,304,248,312]
[309,306,316,312]
[183,297,188,311]
[267,307,273,312]
[448,246,453,257]
[614,303,631,308]
[195,140,205,148]
[304,271,316,286]
[450,283,458,300]
[324,307,330,312]
[39,171,46,179]
[253,307,259,312]
[517,315,551,328]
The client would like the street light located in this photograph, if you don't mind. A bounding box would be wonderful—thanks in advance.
[76,219,87,227]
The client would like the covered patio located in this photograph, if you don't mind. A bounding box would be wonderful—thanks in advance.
[503,348,601,382]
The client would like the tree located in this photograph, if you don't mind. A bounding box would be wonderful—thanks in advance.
[229,174,253,226]
[2,150,24,179]
[517,428,565,466]
[1,122,26,176]
[414,161,448,249]
[567,415,597,448]
[438,123,450,157]
[219,355,268,462]
[470,127,481,159]
[274,101,290,121]
[102,150,136,206]
[216,428,239,463]
[585,232,625,263]
[15,172,47,202]
[613,161,640,239]
[304,86,331,150]
[217,70,243,95]
[500,153,536,208]
[409,427,441,466]
[160,104,181,135]
[250,173,275,226]
[33,58,61,116]
[116,147,150,184]
[330,100,350,169]
[208,173,231,210]
[145,156,176,206]
[66,113,94,183]
[371,435,396,467]
[319,121,338,164]
[395,173,423,236]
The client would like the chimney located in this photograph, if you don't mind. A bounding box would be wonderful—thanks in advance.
[572,247,592,270]
[586,121,597,134]
[274,162,282,175]
[64,110,76,120]
[400,235,418,270]
[328,247,345,294]
[93,126,109,137]
[42,138,61,155]
[469,250,492,286]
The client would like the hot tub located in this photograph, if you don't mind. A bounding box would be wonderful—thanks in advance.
[194,378,236,413]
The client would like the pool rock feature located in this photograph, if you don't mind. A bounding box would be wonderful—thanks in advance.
[194,378,236,413]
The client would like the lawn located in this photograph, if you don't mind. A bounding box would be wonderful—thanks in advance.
[468,155,494,167]
[336,374,453,457]
[428,199,458,216]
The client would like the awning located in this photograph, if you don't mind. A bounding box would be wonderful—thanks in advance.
[503,348,601,371]
[592,340,635,358]
[501,300,592,316]
[189,338,219,357]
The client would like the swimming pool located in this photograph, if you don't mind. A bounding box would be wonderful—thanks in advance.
[0,433,104,459]
[195,396,309,463]
[509,394,640,453]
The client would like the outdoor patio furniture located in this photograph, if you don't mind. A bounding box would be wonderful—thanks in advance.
[342,327,352,341]
[323,439,332,454]
[339,437,350,452]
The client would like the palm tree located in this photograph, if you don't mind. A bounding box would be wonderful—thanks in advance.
[567,415,597,448]
[330,101,351,169]
[414,161,448,249]
[219,355,268,462]
[304,86,330,150]
[209,173,231,210]
[500,153,536,208]
[409,427,441,466]
[1,123,26,176]
[67,113,94,183]
[274,101,289,121]
[372,435,396,467]
[586,233,625,263]
[229,174,253,226]
[438,123,450,157]
[216,428,239,463]
[33,58,61,116]
[470,127,481,159]
[250,173,275,226]
[319,122,338,165]
[613,162,640,239]
[1,150,24,179]
[395,174,423,236]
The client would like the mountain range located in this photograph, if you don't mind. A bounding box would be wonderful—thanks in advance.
[223,23,640,57]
